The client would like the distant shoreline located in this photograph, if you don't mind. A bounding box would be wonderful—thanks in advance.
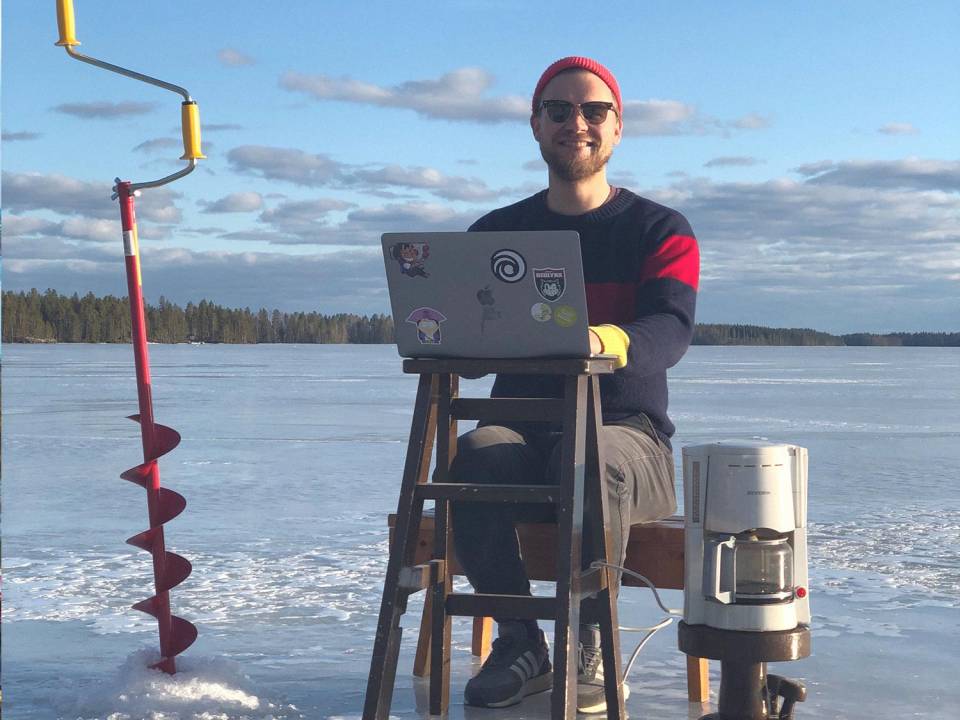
[4,289,958,347]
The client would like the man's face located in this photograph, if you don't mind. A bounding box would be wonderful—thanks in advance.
[531,69,622,182]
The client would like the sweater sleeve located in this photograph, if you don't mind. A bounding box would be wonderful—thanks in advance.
[619,214,699,375]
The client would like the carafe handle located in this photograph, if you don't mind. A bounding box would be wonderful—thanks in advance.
[708,536,736,604]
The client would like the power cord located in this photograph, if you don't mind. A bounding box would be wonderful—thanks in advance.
[589,560,684,684]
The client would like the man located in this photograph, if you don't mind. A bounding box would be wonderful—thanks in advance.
[448,56,699,712]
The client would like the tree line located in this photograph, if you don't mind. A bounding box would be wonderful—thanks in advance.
[692,323,959,347]
[2,289,393,344]
[3,289,958,347]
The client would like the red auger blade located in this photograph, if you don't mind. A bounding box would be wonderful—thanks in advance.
[149,616,198,673]
[156,552,192,593]
[167,615,199,657]
[133,600,198,653]
[127,415,181,460]
[125,531,193,592]
[126,526,160,552]
[120,462,151,488]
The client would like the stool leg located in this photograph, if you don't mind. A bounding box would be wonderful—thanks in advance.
[429,555,451,714]
[687,655,710,703]
[429,374,457,715]
[586,376,626,720]
[552,375,587,719]
[471,617,493,661]
[412,590,433,677]
[363,374,438,720]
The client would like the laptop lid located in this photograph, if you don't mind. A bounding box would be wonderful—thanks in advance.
[382,231,590,359]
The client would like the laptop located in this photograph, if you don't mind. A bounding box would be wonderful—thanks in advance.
[382,231,591,359]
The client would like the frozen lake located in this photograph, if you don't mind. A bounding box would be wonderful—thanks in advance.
[3,344,959,719]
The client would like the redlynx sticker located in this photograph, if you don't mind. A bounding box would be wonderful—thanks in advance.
[533,267,566,302]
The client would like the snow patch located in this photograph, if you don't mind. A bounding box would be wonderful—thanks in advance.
[65,649,302,720]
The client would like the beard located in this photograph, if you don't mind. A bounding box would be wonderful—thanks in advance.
[539,140,613,181]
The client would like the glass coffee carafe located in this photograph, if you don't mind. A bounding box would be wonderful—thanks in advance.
[707,531,794,605]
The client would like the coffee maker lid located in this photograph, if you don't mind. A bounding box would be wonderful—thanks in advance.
[684,439,800,458]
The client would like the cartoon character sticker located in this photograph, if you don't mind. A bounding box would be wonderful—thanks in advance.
[533,267,566,302]
[406,307,447,344]
[476,285,502,335]
[390,242,430,278]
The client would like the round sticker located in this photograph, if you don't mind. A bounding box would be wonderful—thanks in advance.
[553,305,578,327]
[531,302,552,322]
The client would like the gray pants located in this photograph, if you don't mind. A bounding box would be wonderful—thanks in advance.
[444,422,676,624]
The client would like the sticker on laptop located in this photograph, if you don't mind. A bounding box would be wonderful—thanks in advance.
[406,307,446,344]
[531,302,552,322]
[477,285,502,335]
[490,249,527,283]
[390,241,430,278]
[533,268,566,302]
[553,305,578,328]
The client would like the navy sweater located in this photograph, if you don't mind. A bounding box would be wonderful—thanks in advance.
[469,189,699,446]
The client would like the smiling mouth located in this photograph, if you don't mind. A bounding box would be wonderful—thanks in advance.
[558,138,596,149]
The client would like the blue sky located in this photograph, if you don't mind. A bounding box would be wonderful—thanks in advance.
[4,1,958,332]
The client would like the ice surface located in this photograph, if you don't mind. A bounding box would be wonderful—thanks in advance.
[3,344,959,718]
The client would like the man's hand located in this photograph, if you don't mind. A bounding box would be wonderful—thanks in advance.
[589,329,603,355]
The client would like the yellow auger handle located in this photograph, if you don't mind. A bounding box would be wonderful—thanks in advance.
[55,0,81,47]
[180,101,206,160]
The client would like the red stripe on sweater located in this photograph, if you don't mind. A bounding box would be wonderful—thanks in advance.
[639,234,699,290]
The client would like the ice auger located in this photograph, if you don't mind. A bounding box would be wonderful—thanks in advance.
[55,0,204,674]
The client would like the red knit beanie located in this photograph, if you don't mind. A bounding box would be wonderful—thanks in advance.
[532,56,622,115]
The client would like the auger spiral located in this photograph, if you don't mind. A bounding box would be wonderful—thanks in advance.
[55,0,204,673]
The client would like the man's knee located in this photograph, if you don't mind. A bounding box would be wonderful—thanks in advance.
[446,425,530,485]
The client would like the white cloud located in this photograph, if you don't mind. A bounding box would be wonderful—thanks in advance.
[217,48,255,67]
[4,172,115,218]
[61,217,120,243]
[351,165,502,201]
[793,157,960,191]
[225,144,508,201]
[200,192,265,213]
[279,68,529,123]
[878,122,919,135]
[620,101,769,137]
[134,138,182,153]
[3,171,182,224]
[732,113,771,130]
[704,156,764,168]
[3,130,41,141]
[3,214,60,238]
[53,101,157,119]
[345,201,476,229]
[227,145,345,186]
[621,99,698,136]
[256,197,356,241]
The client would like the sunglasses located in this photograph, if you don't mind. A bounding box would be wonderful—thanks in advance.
[538,100,618,125]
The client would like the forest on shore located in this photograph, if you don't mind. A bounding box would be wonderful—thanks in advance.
[3,289,958,347]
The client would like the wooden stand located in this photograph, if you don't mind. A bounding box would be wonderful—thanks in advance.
[362,357,626,719]
[390,514,711,703]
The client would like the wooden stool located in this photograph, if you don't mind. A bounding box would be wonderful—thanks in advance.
[363,357,626,719]
[389,514,711,703]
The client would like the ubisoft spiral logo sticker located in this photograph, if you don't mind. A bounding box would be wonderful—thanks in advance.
[490,249,527,283]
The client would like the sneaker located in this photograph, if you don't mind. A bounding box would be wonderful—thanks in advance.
[464,624,553,708]
[576,638,630,714]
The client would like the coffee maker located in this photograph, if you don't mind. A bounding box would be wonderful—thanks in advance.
[679,440,811,720]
